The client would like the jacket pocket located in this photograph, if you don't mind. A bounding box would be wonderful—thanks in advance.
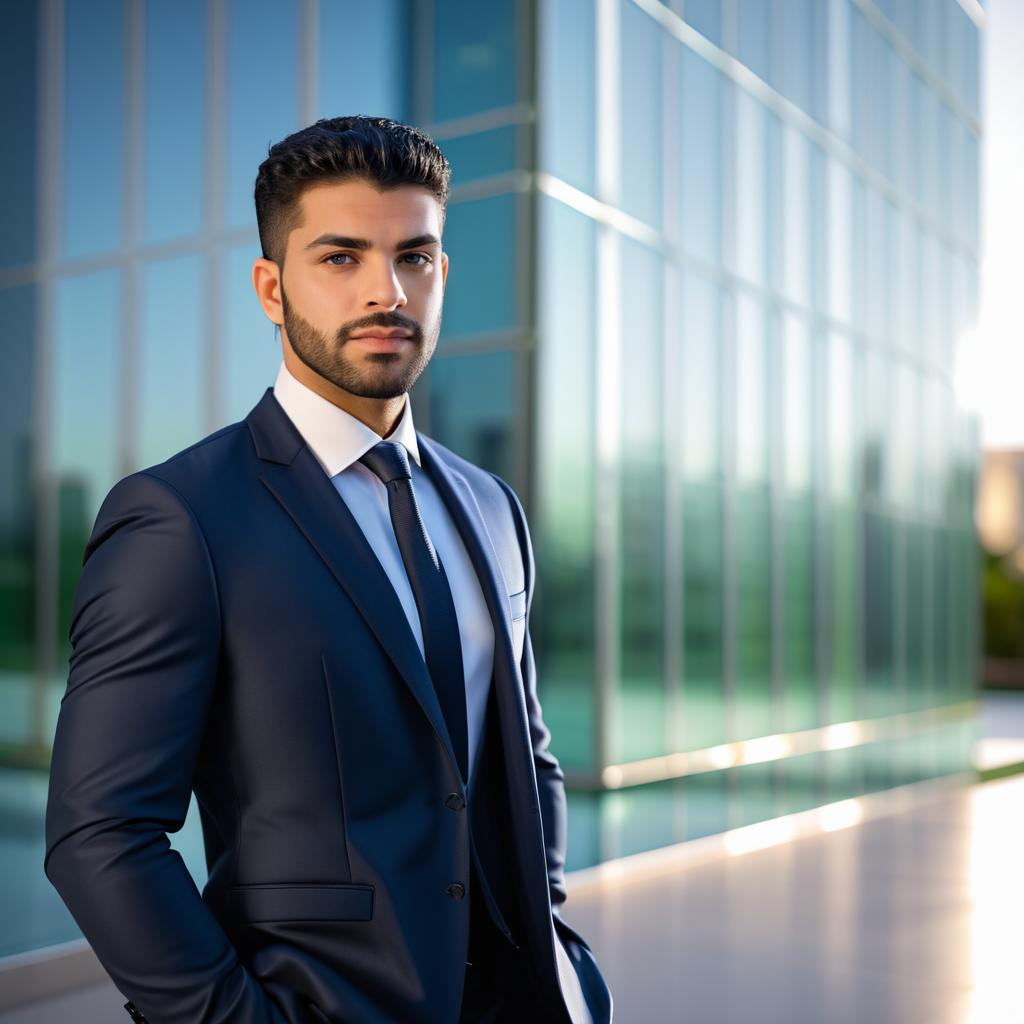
[227,882,375,923]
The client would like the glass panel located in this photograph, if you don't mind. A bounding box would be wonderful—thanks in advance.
[226,0,298,229]
[733,292,772,741]
[222,244,281,425]
[620,0,661,229]
[535,196,597,772]
[864,189,890,340]
[827,158,852,325]
[849,6,868,160]
[863,348,892,719]
[138,256,205,468]
[775,0,818,117]
[432,0,517,123]
[0,5,38,268]
[144,0,205,244]
[684,0,723,48]
[615,235,665,762]
[538,0,595,196]
[424,349,517,483]
[781,124,810,307]
[781,311,816,732]
[53,272,122,667]
[735,0,771,82]
[733,90,767,287]
[318,0,407,121]
[680,271,724,749]
[825,331,859,725]
[678,48,723,267]
[64,0,123,259]
[437,193,519,338]
[0,285,38,753]
[441,124,518,184]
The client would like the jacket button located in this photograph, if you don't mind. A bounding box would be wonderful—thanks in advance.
[445,792,466,811]
[446,882,466,900]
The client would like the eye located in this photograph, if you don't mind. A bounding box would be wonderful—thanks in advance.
[401,253,432,266]
[323,253,354,266]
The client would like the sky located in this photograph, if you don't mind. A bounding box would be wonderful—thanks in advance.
[956,0,1024,449]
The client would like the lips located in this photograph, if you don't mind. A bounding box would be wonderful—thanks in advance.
[350,330,413,340]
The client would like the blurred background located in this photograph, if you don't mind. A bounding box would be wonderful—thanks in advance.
[2,0,1022,1020]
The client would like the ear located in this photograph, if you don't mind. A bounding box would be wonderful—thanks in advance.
[440,251,449,292]
[252,258,283,326]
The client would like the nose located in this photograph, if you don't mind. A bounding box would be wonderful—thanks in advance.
[364,258,407,310]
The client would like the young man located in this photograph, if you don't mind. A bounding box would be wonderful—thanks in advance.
[44,116,612,1024]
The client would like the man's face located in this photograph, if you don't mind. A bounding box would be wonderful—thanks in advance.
[277,179,449,399]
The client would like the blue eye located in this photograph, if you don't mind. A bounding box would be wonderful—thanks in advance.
[322,253,432,266]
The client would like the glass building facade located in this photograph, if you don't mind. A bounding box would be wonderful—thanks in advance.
[0,0,982,961]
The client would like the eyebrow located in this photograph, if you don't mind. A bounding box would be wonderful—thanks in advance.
[303,233,441,253]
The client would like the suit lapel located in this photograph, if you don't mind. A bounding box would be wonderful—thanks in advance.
[245,388,519,793]
[248,387,463,782]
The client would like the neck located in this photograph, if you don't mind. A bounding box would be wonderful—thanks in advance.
[283,348,407,438]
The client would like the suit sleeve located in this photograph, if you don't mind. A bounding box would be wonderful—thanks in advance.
[43,471,285,1024]
[488,472,570,911]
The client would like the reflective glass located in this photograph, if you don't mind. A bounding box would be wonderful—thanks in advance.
[920,229,942,369]
[318,0,407,122]
[684,0,722,48]
[64,0,123,259]
[53,272,121,667]
[535,196,597,771]
[222,244,281,425]
[620,0,661,229]
[426,350,517,484]
[733,90,767,287]
[825,331,859,725]
[615,235,665,763]
[432,0,517,123]
[441,124,518,184]
[888,40,909,190]
[919,79,941,224]
[863,348,892,719]
[0,285,38,755]
[144,0,205,244]
[735,0,771,82]
[226,0,298,229]
[828,0,852,142]
[780,311,816,732]
[538,0,595,196]
[437,193,519,337]
[678,48,723,267]
[776,0,825,121]
[781,124,811,307]
[138,256,205,468]
[863,189,891,341]
[827,158,852,326]
[679,272,725,750]
[733,292,772,741]
[1,5,38,268]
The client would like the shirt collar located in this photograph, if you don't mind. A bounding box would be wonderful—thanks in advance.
[272,359,422,478]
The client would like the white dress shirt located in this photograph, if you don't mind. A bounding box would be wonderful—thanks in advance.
[272,359,495,787]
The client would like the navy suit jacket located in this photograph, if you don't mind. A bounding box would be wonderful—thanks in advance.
[44,387,613,1024]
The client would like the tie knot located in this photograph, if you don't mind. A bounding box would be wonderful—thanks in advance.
[358,440,412,485]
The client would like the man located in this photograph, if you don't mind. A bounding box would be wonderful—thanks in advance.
[44,116,613,1024]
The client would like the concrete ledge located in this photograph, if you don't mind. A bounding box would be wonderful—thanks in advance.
[0,938,108,1012]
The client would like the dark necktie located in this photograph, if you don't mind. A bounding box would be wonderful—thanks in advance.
[357,440,470,783]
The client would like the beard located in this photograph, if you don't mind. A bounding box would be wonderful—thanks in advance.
[280,286,438,400]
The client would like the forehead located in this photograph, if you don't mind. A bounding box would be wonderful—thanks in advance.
[292,179,442,245]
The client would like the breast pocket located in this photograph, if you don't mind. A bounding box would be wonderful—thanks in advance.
[509,588,527,662]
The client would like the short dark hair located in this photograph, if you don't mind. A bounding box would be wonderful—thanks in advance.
[254,115,452,267]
